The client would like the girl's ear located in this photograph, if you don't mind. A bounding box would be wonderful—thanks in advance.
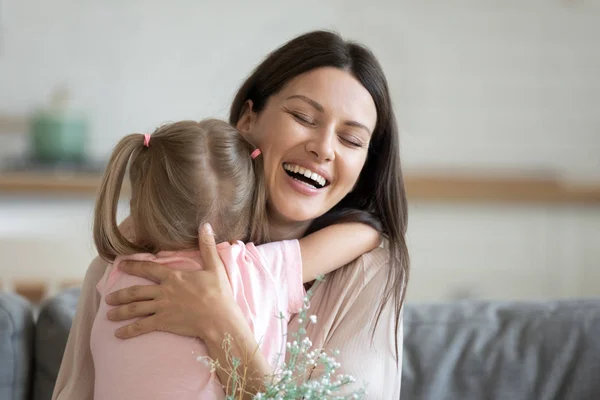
[236,100,257,137]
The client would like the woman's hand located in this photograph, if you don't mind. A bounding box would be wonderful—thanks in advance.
[105,223,241,341]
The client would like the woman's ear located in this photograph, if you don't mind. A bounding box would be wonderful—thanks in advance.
[236,100,256,135]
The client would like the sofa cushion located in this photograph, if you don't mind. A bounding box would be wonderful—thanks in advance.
[402,299,600,400]
[33,288,80,400]
[0,291,35,400]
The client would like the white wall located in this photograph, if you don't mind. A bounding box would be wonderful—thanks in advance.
[407,203,600,301]
[1,0,599,177]
[1,1,599,300]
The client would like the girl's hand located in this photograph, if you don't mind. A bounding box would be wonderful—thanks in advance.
[105,223,242,341]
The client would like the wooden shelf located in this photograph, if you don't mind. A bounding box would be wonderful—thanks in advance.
[404,173,600,205]
[0,170,599,204]
[0,171,106,195]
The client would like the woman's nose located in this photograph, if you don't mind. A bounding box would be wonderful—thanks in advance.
[306,127,335,162]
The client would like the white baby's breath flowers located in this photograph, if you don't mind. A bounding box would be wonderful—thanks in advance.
[196,356,210,365]
[212,276,365,400]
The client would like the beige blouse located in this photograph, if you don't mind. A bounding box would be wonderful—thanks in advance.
[52,246,403,399]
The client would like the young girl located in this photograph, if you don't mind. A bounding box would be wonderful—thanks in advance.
[90,119,380,399]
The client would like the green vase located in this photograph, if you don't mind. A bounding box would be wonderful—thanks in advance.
[29,111,88,163]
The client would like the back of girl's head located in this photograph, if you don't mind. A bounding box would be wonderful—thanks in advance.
[93,119,268,262]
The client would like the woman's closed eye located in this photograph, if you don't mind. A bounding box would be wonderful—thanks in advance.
[339,134,366,149]
[289,111,316,126]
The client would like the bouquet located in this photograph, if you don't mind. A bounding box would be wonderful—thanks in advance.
[205,277,366,399]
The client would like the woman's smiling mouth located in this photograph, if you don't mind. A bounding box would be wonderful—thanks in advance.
[283,162,330,189]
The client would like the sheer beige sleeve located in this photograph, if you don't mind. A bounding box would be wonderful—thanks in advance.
[52,256,107,400]
[288,246,403,399]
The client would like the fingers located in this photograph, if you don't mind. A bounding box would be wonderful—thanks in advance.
[105,284,161,305]
[118,260,171,283]
[198,223,221,272]
[115,315,159,339]
[107,300,157,321]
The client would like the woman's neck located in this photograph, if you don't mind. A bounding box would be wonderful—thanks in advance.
[268,217,312,241]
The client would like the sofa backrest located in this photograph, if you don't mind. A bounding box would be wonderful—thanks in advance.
[33,288,79,400]
[0,292,35,400]
[24,289,600,400]
[402,299,600,400]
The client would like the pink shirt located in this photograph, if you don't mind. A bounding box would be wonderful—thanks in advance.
[90,240,304,400]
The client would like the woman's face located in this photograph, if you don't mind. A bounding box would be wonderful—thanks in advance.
[237,67,377,230]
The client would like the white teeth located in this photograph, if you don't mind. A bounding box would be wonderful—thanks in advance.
[283,163,328,188]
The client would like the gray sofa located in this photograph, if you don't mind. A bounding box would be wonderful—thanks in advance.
[402,300,600,399]
[1,289,600,400]
[0,292,35,400]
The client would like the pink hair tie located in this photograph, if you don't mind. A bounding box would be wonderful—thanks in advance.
[143,134,151,148]
[250,148,261,159]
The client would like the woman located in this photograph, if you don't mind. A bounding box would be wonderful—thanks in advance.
[53,30,409,399]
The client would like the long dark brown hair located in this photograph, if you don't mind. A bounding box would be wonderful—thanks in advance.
[94,119,269,262]
[230,30,409,361]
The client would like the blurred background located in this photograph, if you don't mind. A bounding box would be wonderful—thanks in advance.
[0,0,598,304]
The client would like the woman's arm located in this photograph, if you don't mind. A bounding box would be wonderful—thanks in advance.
[201,301,273,397]
[52,256,106,400]
[105,224,271,399]
[299,222,380,282]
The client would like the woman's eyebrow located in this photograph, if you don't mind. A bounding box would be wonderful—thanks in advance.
[345,121,373,136]
[285,95,324,112]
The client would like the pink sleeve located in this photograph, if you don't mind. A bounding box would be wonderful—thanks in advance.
[94,254,152,295]
[251,240,305,315]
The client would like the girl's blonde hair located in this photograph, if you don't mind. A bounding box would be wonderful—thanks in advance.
[93,119,268,262]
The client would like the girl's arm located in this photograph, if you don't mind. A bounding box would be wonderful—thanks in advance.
[299,223,381,283]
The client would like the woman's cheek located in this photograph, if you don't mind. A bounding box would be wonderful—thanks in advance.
[346,154,369,188]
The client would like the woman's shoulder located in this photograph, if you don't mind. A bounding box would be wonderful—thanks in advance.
[86,255,109,279]
[356,242,390,267]
[318,245,391,298]
[353,242,392,280]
